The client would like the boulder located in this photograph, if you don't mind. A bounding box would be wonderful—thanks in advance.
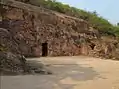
[0,52,27,75]
[0,52,52,75]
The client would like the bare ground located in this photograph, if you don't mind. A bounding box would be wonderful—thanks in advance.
[1,56,119,89]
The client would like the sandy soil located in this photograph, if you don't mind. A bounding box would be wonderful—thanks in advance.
[1,56,119,89]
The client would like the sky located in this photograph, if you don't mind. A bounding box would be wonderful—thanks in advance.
[57,0,119,24]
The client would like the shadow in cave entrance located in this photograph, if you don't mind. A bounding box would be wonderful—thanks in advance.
[42,43,48,57]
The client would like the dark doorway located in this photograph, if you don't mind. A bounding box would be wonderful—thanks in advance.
[90,43,95,50]
[42,43,48,56]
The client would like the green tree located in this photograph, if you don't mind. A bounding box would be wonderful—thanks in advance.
[117,23,119,26]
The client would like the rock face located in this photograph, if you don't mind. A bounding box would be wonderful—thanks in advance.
[0,0,119,59]
[0,28,20,54]
[0,52,28,74]
[0,52,52,75]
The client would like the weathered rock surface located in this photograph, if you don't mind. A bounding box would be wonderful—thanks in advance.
[0,0,119,60]
[0,52,52,75]
[0,52,27,75]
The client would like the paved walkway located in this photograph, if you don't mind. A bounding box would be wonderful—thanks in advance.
[1,56,119,89]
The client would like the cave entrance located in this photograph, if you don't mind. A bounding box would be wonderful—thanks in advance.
[42,43,48,57]
[90,43,95,50]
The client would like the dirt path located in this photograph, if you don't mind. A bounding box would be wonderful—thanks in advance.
[1,56,119,89]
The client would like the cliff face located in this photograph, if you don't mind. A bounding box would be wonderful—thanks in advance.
[0,0,119,59]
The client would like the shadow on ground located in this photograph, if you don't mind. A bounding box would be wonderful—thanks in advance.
[25,62,100,89]
[1,59,101,89]
[0,60,52,76]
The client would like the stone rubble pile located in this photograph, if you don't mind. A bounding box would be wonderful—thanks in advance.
[0,52,52,75]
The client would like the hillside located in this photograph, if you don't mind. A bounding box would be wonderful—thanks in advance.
[15,0,119,36]
[0,0,119,60]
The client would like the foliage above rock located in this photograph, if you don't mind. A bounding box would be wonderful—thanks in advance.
[17,0,119,36]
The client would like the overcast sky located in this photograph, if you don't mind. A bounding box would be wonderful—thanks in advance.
[57,0,119,24]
